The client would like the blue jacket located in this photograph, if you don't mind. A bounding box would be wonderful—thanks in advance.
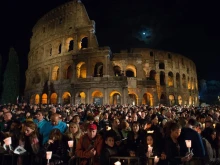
[41,120,67,144]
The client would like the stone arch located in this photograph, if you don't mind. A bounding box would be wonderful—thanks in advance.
[160,93,166,105]
[62,92,71,105]
[149,70,156,80]
[76,62,87,78]
[178,95,182,105]
[42,93,48,104]
[160,71,165,85]
[94,62,103,77]
[81,37,88,49]
[92,90,103,105]
[168,72,174,87]
[189,96,192,105]
[66,37,74,52]
[142,92,153,106]
[188,77,191,89]
[159,62,165,69]
[58,43,62,54]
[35,94,40,105]
[51,93,58,105]
[52,66,59,81]
[30,95,35,104]
[191,77,194,90]
[176,73,180,88]
[169,94,175,106]
[128,91,138,105]
[125,65,136,77]
[113,66,122,76]
[75,92,86,104]
[182,74,186,88]
[109,91,121,105]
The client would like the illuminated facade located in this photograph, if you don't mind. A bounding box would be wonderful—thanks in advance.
[25,0,199,106]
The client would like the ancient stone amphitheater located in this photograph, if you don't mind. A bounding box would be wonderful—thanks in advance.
[24,0,199,106]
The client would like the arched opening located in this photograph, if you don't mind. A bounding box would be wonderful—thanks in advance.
[169,95,175,106]
[149,70,156,80]
[92,90,103,105]
[113,66,122,76]
[66,65,73,79]
[159,62,165,69]
[168,72,174,87]
[160,94,166,105]
[160,71,165,85]
[75,92,86,104]
[188,77,191,89]
[182,74,186,88]
[176,73,180,88]
[52,66,59,81]
[42,93,47,104]
[30,95,35,104]
[109,91,121,105]
[191,77,194,90]
[76,62,87,78]
[125,65,136,77]
[51,93,58,105]
[62,92,71,104]
[35,94,40,105]
[128,93,137,105]
[189,96,192,105]
[58,44,62,54]
[126,70,134,77]
[81,37,88,49]
[178,95,182,105]
[94,62,103,77]
[69,40,74,51]
[142,93,153,106]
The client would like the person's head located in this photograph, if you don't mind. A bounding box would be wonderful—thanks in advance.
[131,113,138,122]
[23,121,37,137]
[141,111,146,119]
[49,128,62,141]
[132,121,140,133]
[103,112,109,120]
[187,118,198,130]
[146,134,154,146]
[87,124,97,139]
[3,112,12,122]
[35,110,45,121]
[112,118,120,129]
[50,113,60,126]
[10,120,21,130]
[68,122,80,134]
[105,135,115,148]
[170,122,181,139]
[73,115,80,124]
[151,114,158,125]
[50,107,56,114]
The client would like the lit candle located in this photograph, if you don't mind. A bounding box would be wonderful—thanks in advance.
[202,123,205,128]
[114,161,121,165]
[68,140,74,148]
[185,140,191,148]
[154,156,159,163]
[67,124,69,127]
[3,137,11,145]
[46,151,52,159]
[148,145,153,153]
[213,123,216,128]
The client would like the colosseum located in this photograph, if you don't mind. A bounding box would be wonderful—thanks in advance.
[24,0,199,106]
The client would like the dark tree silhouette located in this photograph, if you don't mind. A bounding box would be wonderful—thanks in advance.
[1,47,20,104]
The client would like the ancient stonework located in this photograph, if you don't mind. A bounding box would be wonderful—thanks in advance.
[25,0,199,106]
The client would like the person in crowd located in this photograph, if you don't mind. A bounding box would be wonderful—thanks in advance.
[18,121,41,165]
[43,128,69,165]
[41,113,67,144]
[33,110,47,132]
[164,122,192,165]
[100,131,118,164]
[178,118,206,157]
[75,123,103,165]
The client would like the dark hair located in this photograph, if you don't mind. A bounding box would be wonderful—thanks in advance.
[170,122,181,132]
[188,118,198,127]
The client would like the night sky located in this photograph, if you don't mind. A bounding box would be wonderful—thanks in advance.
[0,0,220,93]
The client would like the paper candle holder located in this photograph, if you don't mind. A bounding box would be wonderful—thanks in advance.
[68,140,74,148]
[114,161,121,165]
[4,137,12,145]
[46,151,52,160]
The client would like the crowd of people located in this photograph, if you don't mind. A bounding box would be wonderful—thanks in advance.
[0,102,219,165]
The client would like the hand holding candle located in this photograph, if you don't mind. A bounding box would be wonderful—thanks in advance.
[154,156,159,164]
[114,161,121,165]
[185,140,191,153]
